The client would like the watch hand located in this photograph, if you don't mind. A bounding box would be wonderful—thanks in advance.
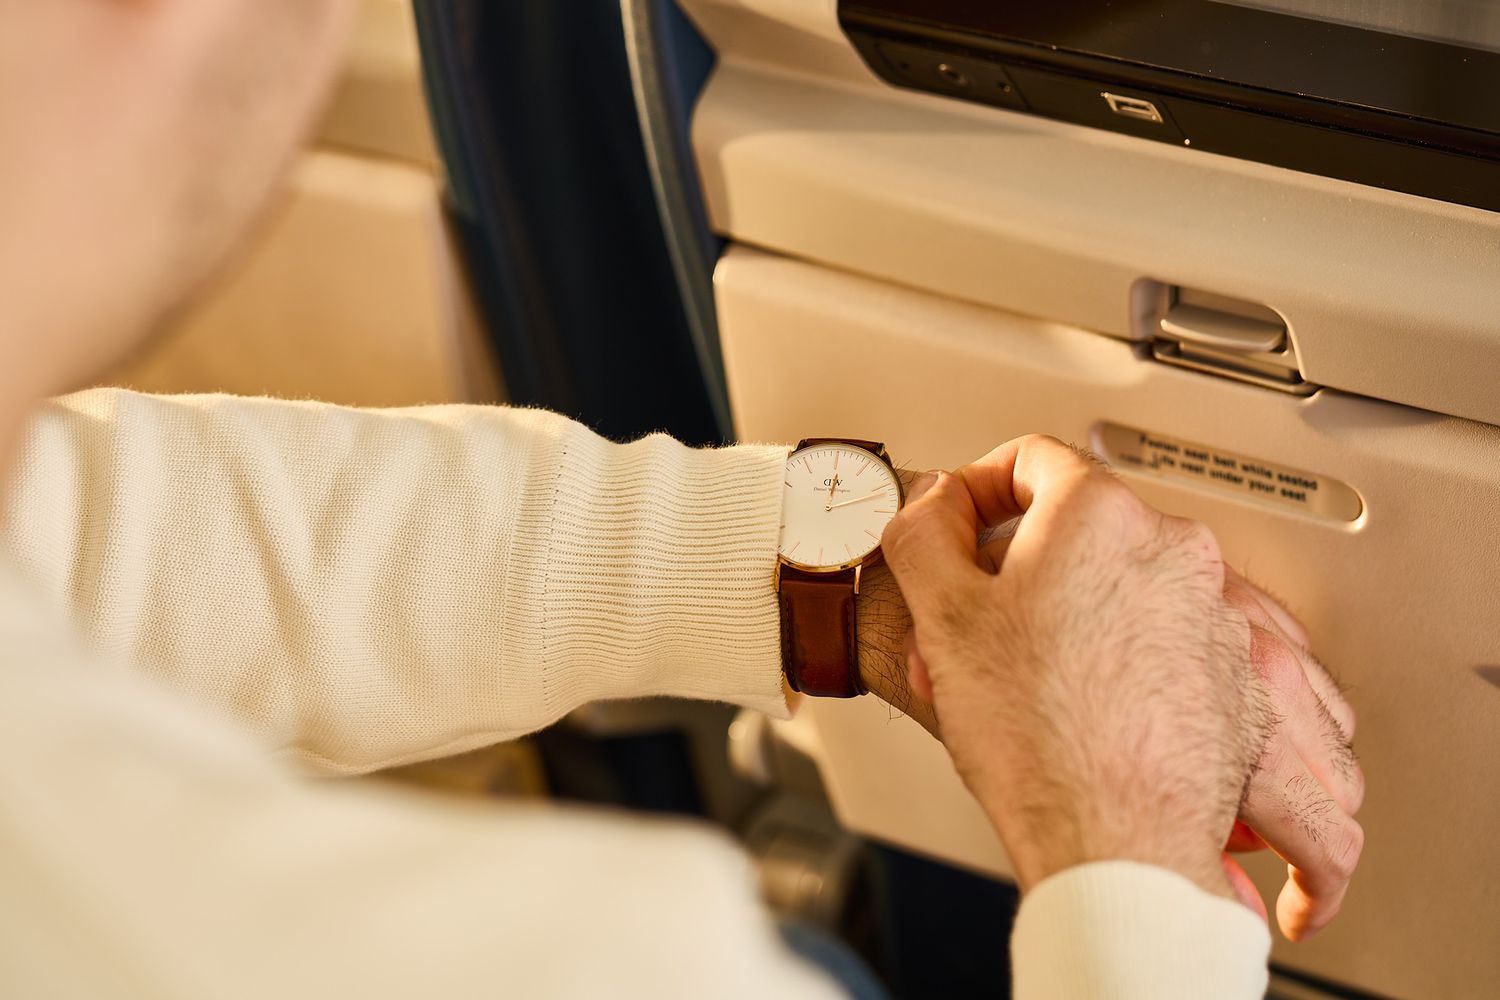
[825,491,886,511]
[824,472,841,509]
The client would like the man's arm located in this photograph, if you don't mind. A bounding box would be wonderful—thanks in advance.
[2,388,805,774]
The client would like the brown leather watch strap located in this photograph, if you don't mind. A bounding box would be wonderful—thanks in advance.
[778,566,864,698]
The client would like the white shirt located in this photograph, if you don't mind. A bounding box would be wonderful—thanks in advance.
[0,389,1269,998]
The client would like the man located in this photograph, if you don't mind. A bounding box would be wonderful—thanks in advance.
[0,2,1362,997]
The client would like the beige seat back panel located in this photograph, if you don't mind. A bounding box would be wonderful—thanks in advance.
[682,0,1500,427]
[717,245,1500,1000]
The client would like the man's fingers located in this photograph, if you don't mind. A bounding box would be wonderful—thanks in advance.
[1224,565,1311,647]
[1226,819,1267,853]
[906,470,938,505]
[1225,569,1356,740]
[953,435,1105,528]
[1225,579,1365,939]
[1246,625,1364,815]
[882,471,990,622]
[888,436,1105,595]
[976,519,1019,574]
[1284,643,1355,743]
[1222,854,1270,925]
[904,628,934,705]
[1241,741,1365,941]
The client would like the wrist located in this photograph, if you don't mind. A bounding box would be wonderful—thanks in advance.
[854,562,909,699]
[981,789,1235,901]
[855,565,936,738]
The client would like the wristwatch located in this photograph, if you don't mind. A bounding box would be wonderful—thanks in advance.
[776,438,905,698]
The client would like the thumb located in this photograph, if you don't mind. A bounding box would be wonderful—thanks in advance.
[882,471,987,621]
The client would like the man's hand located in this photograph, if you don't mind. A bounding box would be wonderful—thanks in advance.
[880,435,1362,939]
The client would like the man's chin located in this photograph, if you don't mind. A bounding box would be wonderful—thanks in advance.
[48,306,188,399]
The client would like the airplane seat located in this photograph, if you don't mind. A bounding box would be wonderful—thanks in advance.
[677,1,1500,998]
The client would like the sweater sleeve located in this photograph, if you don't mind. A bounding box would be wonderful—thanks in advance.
[0,566,848,1000]
[1010,861,1272,999]
[0,388,793,773]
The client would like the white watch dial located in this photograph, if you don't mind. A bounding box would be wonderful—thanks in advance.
[779,443,903,569]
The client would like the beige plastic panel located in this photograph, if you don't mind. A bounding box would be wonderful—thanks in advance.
[681,0,1500,428]
[718,245,1500,1000]
[319,0,438,166]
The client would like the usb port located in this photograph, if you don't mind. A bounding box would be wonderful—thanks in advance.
[1101,92,1164,124]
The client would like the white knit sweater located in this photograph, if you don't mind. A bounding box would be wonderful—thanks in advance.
[0,389,1269,998]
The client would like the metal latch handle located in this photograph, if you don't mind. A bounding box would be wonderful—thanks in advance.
[1159,303,1287,354]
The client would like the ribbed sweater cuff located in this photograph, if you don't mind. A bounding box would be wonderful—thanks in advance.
[501,423,793,724]
[1011,861,1271,1000]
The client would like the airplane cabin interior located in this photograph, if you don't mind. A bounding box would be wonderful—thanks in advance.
[85,1,1500,997]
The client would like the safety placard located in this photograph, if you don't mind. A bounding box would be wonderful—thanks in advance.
[1096,423,1364,522]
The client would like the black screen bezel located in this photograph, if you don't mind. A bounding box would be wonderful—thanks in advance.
[844,0,1500,139]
